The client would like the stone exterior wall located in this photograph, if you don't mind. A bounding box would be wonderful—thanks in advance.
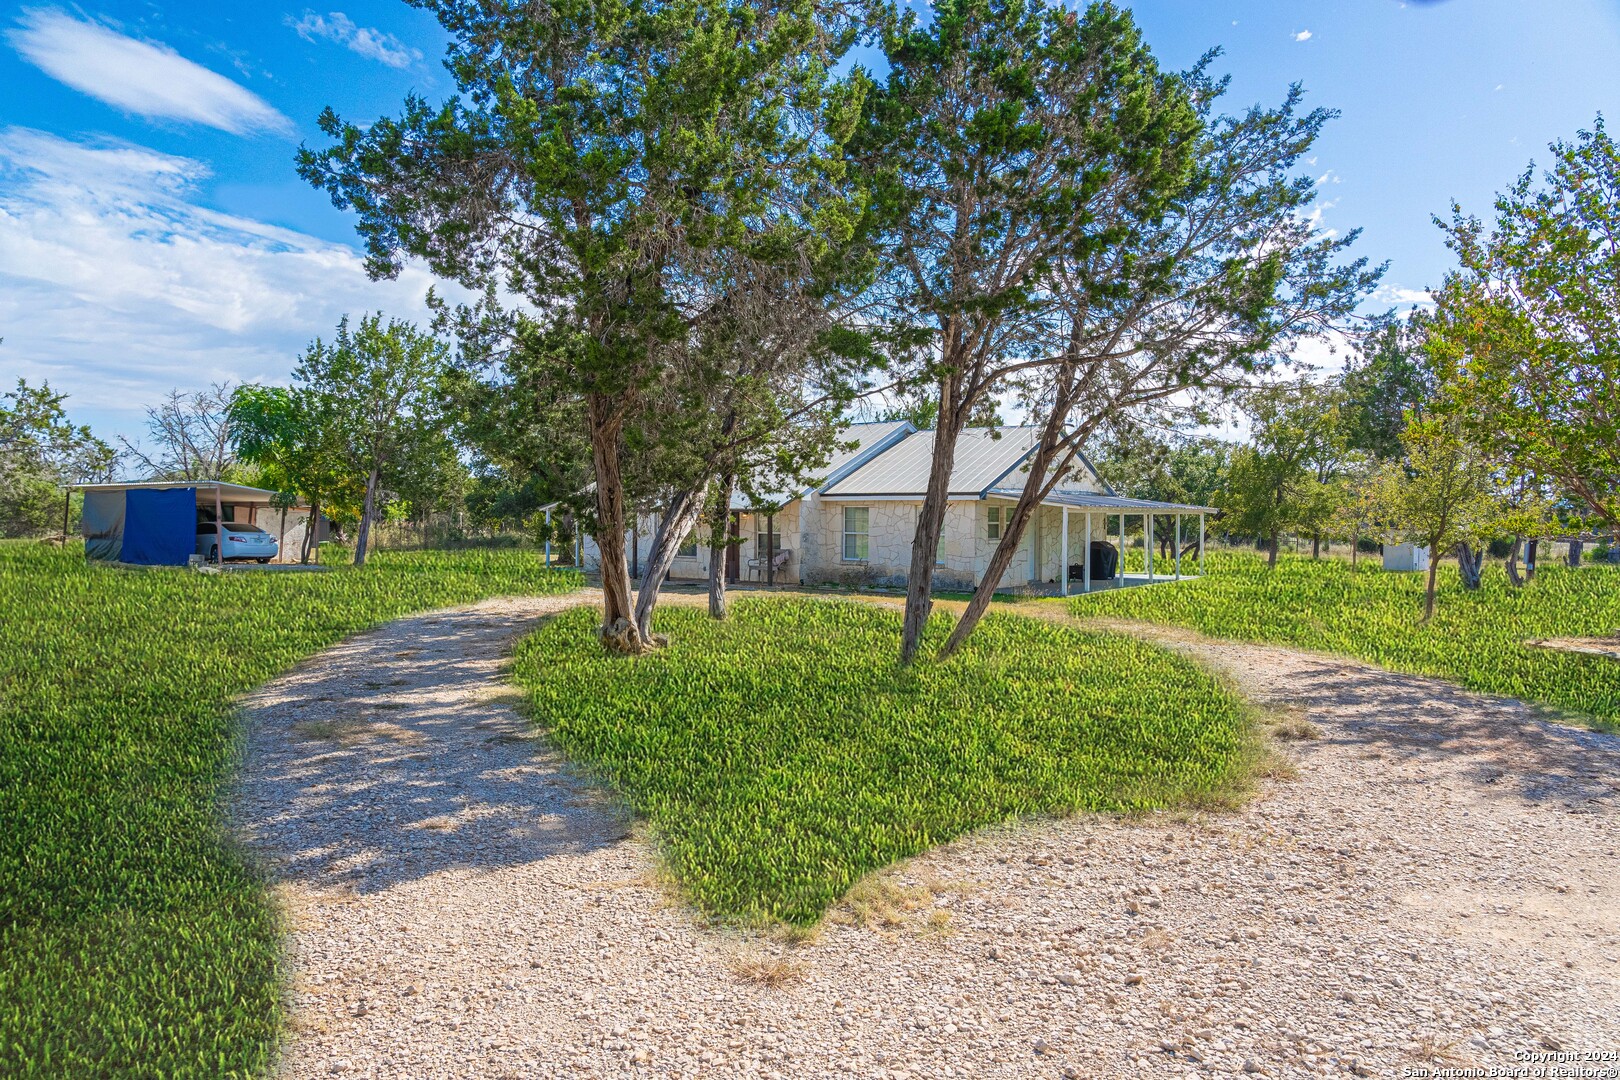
[801,499,979,590]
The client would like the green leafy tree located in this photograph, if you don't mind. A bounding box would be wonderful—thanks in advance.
[295,315,454,567]
[228,384,357,563]
[1428,117,1620,532]
[852,0,1207,661]
[1340,315,1436,461]
[1367,412,1505,620]
[299,0,867,652]
[0,378,117,537]
[857,0,1380,660]
[1217,381,1345,568]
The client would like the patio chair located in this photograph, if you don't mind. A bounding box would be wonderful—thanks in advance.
[747,548,793,582]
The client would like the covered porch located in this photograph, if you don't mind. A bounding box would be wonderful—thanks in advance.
[988,490,1216,596]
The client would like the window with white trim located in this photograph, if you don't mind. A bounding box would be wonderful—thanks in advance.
[987,505,1004,540]
[676,532,698,558]
[842,506,869,561]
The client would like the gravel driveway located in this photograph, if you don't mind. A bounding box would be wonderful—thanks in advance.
[233,593,1620,1079]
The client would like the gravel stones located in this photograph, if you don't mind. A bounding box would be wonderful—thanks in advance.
[235,595,1620,1078]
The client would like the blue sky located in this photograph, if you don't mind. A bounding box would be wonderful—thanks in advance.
[2,1,1618,447]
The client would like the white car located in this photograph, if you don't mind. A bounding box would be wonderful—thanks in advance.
[197,522,278,563]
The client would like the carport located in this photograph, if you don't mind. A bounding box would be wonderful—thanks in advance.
[71,481,325,565]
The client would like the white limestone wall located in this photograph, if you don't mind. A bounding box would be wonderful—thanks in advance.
[800,499,978,589]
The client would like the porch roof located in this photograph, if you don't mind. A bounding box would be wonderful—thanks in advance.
[985,488,1217,514]
[69,480,305,507]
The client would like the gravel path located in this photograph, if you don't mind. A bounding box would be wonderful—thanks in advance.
[234,594,1620,1079]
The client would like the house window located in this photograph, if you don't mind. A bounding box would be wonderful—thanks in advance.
[676,532,698,558]
[755,523,780,556]
[925,511,945,565]
[842,506,869,561]
[987,506,1003,540]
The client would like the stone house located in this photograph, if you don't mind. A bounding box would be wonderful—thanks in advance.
[592,422,1214,595]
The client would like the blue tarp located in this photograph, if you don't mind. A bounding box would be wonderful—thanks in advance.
[119,487,196,565]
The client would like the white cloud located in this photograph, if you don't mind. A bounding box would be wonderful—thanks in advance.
[1293,29,1313,42]
[6,9,291,136]
[288,11,419,69]
[1371,284,1434,310]
[0,128,459,439]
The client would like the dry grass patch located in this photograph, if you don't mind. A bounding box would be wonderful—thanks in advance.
[728,952,805,988]
[835,875,935,930]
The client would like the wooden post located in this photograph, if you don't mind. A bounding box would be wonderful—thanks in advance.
[1146,514,1154,581]
[1083,511,1092,594]
[62,488,70,540]
[1029,506,1039,584]
[1199,514,1206,577]
[1117,513,1124,580]
[767,512,775,586]
[1175,514,1182,580]
[1060,506,1069,598]
[544,508,552,567]
[212,484,224,563]
[631,522,639,580]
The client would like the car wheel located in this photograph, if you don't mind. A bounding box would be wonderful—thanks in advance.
[257,557,271,564]
[208,544,220,564]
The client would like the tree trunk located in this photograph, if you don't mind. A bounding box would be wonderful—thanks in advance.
[1267,531,1280,568]
[354,466,378,567]
[1312,534,1321,559]
[707,472,736,619]
[1423,550,1440,621]
[278,507,288,564]
[633,484,708,645]
[1505,535,1525,588]
[1526,538,1538,581]
[1456,541,1483,590]
[301,499,319,564]
[941,482,1044,659]
[1568,538,1585,567]
[1351,530,1358,569]
[941,415,1078,659]
[900,383,965,664]
[588,394,642,654]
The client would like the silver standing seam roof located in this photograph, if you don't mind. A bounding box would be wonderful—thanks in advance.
[731,420,914,509]
[821,426,1049,498]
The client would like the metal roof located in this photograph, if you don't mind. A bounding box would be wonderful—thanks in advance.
[821,426,1052,498]
[69,480,302,504]
[989,489,1217,514]
[734,420,914,508]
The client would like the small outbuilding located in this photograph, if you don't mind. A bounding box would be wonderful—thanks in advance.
[71,481,327,566]
[1382,543,1431,573]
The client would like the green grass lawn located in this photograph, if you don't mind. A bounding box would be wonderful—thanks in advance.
[514,598,1252,926]
[1072,549,1620,730]
[0,544,580,1078]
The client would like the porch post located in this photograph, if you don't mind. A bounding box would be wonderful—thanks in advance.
[1117,513,1124,579]
[767,512,775,586]
[1146,513,1154,581]
[1030,506,1038,584]
[545,508,552,567]
[1060,506,1069,598]
[1175,514,1182,580]
[1199,514,1206,576]
[1083,511,1092,594]
[213,483,224,563]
